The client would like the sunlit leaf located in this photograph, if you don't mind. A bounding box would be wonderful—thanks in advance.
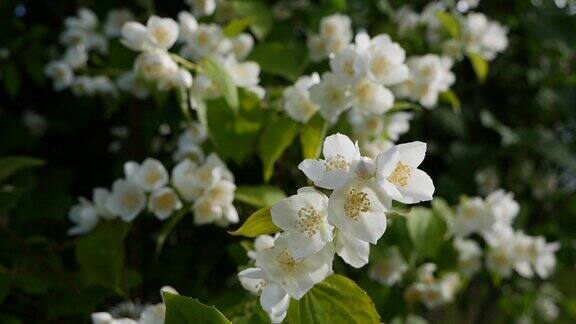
[235,185,286,208]
[258,115,299,182]
[231,0,273,40]
[223,17,256,37]
[164,292,231,324]
[229,206,280,237]
[436,11,460,39]
[468,52,489,83]
[248,43,308,81]
[300,114,327,160]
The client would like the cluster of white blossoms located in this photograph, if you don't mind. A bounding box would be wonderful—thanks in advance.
[68,134,238,235]
[350,111,413,159]
[91,286,177,324]
[405,263,461,309]
[45,8,119,95]
[120,9,263,98]
[368,247,409,286]
[392,54,455,109]
[307,14,353,62]
[238,133,434,322]
[459,12,509,61]
[450,189,559,279]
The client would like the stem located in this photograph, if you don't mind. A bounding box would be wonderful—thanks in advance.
[170,53,198,71]
[154,205,190,258]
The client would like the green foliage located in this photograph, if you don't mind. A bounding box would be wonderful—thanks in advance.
[0,156,44,183]
[234,185,286,208]
[406,207,447,260]
[75,221,130,293]
[439,90,461,113]
[229,206,280,237]
[287,274,381,324]
[231,0,273,40]
[248,43,308,81]
[163,292,231,324]
[436,11,460,39]
[467,52,489,83]
[300,114,327,160]
[223,17,256,38]
[198,56,239,110]
[258,115,300,182]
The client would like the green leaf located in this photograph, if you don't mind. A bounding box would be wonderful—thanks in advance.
[300,114,327,160]
[0,156,44,184]
[388,101,421,113]
[75,221,130,293]
[231,0,273,40]
[287,274,380,324]
[406,207,447,259]
[163,292,231,324]
[235,185,286,208]
[439,90,461,113]
[247,43,308,81]
[229,206,280,237]
[468,52,489,83]
[258,115,300,182]
[198,56,239,110]
[436,11,460,39]
[155,207,189,257]
[3,65,21,98]
[431,198,455,226]
[223,17,256,37]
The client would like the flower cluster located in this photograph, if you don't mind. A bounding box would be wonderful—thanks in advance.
[350,111,413,159]
[45,8,119,95]
[404,263,461,309]
[91,286,177,324]
[238,133,434,322]
[451,189,560,279]
[67,132,238,235]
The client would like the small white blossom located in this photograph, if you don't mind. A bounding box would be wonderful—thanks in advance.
[368,247,408,285]
[282,73,321,123]
[104,9,135,37]
[452,197,493,237]
[485,189,519,226]
[106,179,146,222]
[461,13,508,61]
[247,234,276,260]
[187,0,217,17]
[350,78,394,115]
[68,198,99,235]
[135,51,178,82]
[309,72,351,122]
[45,61,74,91]
[330,47,367,85]
[177,11,198,41]
[148,187,183,220]
[453,238,482,276]
[231,33,254,60]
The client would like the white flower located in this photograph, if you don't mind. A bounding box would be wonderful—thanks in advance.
[116,72,150,99]
[255,234,334,299]
[104,9,135,37]
[238,268,290,323]
[453,238,482,276]
[376,141,434,204]
[130,158,169,192]
[148,187,183,220]
[223,56,261,89]
[385,112,413,141]
[368,247,408,285]
[531,237,559,279]
[328,177,390,244]
[193,180,238,226]
[283,73,321,123]
[307,34,327,62]
[485,189,519,226]
[462,13,508,61]
[247,234,277,260]
[93,187,115,220]
[309,72,351,122]
[484,224,515,277]
[363,34,409,86]
[271,187,333,258]
[45,61,74,91]
[63,44,88,69]
[171,159,201,201]
[68,198,99,235]
[106,179,146,222]
[188,0,217,17]
[298,133,360,189]
[319,14,352,45]
[135,51,178,82]
[65,8,98,31]
[350,78,394,115]
[158,67,194,89]
[177,11,198,41]
[330,47,366,85]
[121,22,153,51]
[511,231,535,278]
[395,6,420,35]
[91,312,138,324]
[181,24,223,60]
[146,16,179,49]
[452,197,493,237]
[232,33,254,60]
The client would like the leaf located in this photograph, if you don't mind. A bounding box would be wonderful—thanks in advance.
[287,274,380,324]
[406,207,447,259]
[231,0,273,40]
[223,17,256,37]
[235,185,286,208]
[300,114,327,160]
[3,65,21,98]
[436,11,460,39]
[439,90,461,113]
[163,292,231,324]
[387,101,421,113]
[468,52,489,83]
[155,208,189,257]
[247,43,308,81]
[431,198,455,226]
[75,221,130,293]
[258,115,300,182]
[0,156,44,184]
[229,206,280,237]
[198,56,239,110]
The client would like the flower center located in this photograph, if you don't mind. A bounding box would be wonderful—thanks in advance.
[372,55,391,77]
[155,192,174,210]
[277,249,300,275]
[355,81,375,104]
[387,162,411,187]
[325,155,349,171]
[296,207,323,237]
[153,27,170,44]
[121,192,139,209]
[345,188,370,220]
[145,170,162,185]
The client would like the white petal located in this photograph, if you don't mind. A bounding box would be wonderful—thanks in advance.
[334,230,370,268]
[260,283,289,314]
[315,169,349,190]
[397,141,427,167]
[322,133,359,162]
[298,159,325,183]
[398,168,435,203]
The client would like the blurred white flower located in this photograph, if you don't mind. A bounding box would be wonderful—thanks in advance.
[462,13,508,61]
[135,51,178,82]
[129,158,169,192]
[93,187,115,220]
[453,238,482,276]
[68,198,99,236]
[187,0,217,17]
[238,267,290,323]
[181,24,223,60]
[350,78,394,115]
[104,8,135,37]
[531,237,560,279]
[91,312,138,324]
[63,44,88,69]
[452,197,493,237]
[282,73,321,123]
[148,187,183,220]
[369,247,408,285]
[309,72,351,122]
[146,16,179,49]
[117,72,150,99]
[177,11,198,41]
[106,179,146,222]
[45,61,74,91]
[231,33,254,60]
[330,47,367,85]
[485,189,519,226]
[362,34,409,86]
